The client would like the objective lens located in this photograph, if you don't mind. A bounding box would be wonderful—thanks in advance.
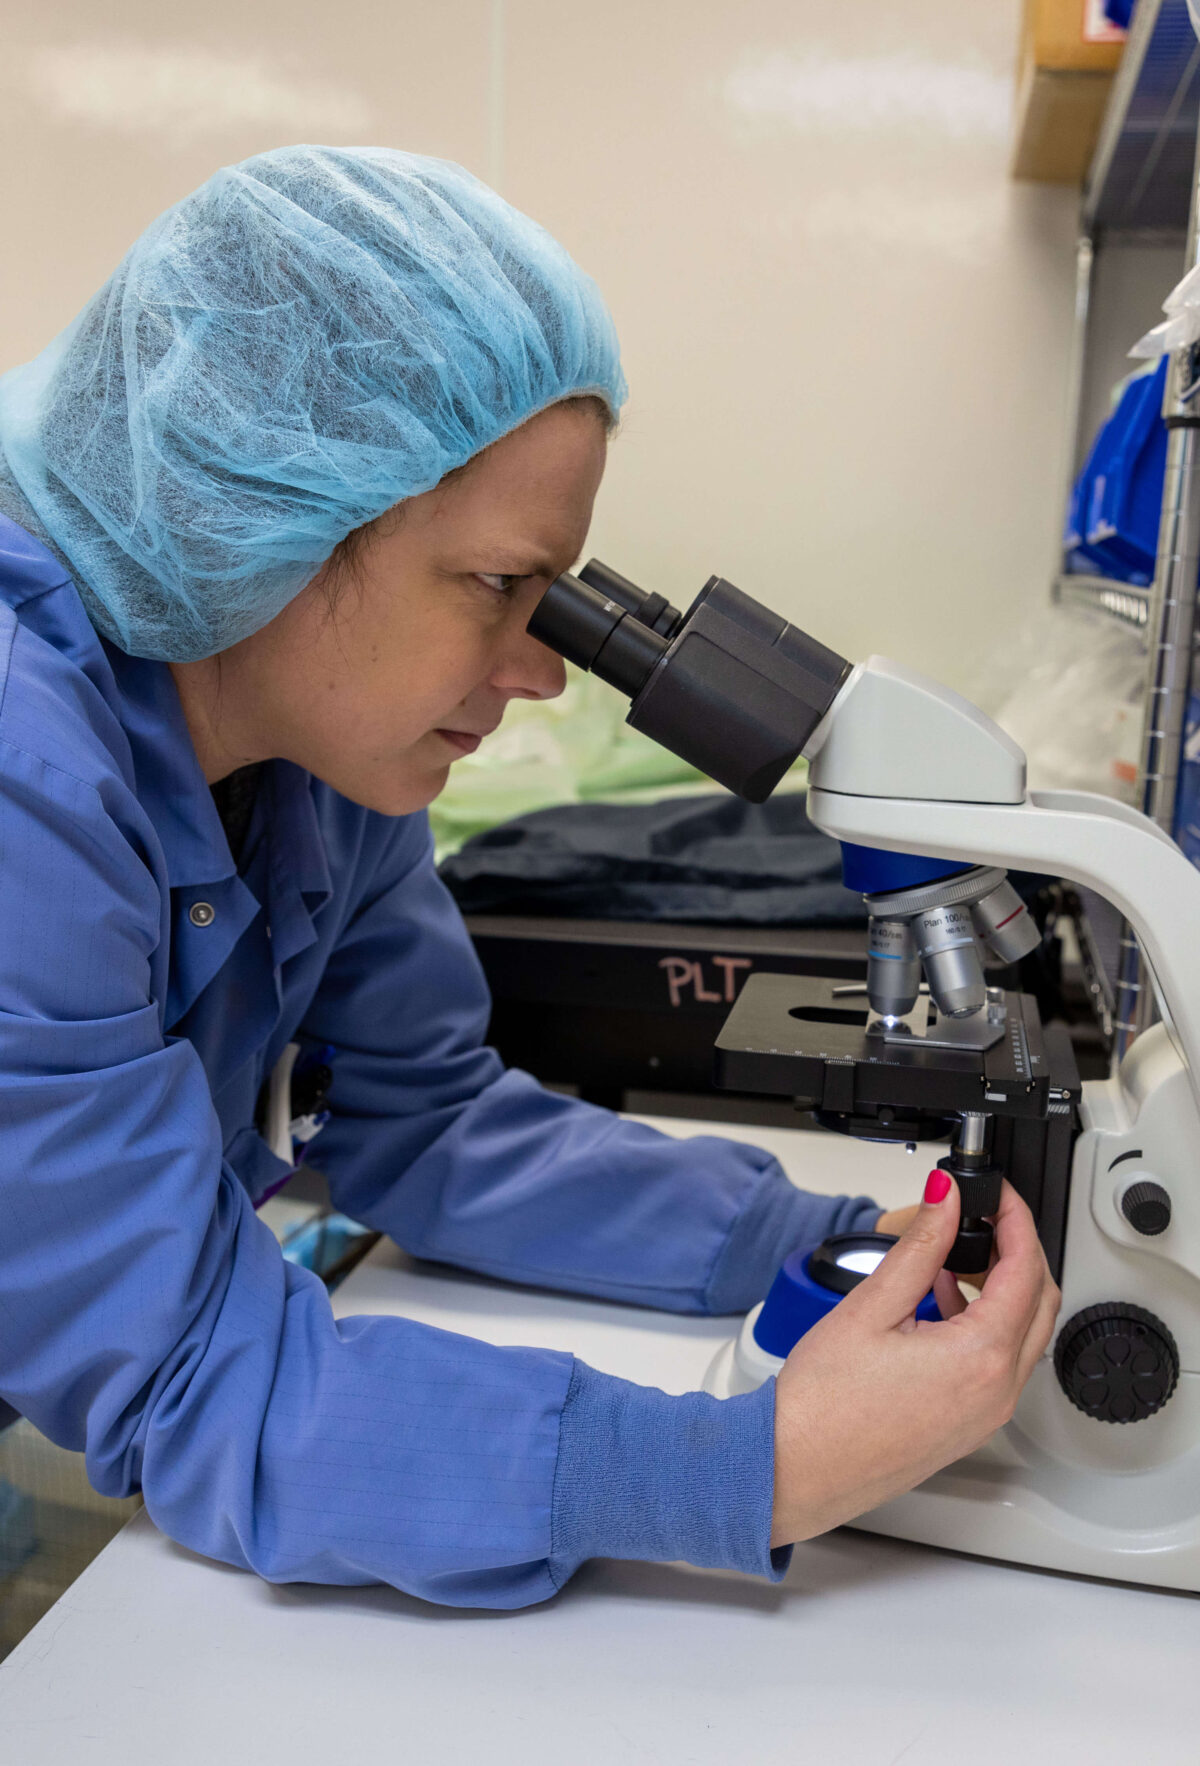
[866,916,921,1018]
[971,879,1040,964]
[912,903,985,1018]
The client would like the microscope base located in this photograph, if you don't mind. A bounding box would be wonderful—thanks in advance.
[705,1343,1200,1590]
[849,1364,1200,1592]
[703,1026,1200,1592]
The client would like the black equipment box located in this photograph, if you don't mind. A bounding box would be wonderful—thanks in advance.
[466,914,867,1109]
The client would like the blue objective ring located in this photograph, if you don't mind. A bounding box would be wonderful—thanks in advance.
[839,842,967,896]
[752,1232,941,1359]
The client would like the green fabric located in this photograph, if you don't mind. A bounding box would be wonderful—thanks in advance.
[429,664,807,861]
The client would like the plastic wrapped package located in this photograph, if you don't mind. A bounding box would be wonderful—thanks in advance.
[972,604,1146,804]
[1130,258,1200,361]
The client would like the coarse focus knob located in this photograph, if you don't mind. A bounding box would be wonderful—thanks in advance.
[1055,1303,1179,1424]
[1121,1180,1172,1237]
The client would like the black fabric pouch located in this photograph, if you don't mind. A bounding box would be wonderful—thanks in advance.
[438,793,866,925]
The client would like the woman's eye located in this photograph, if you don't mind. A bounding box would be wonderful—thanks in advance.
[474,572,522,597]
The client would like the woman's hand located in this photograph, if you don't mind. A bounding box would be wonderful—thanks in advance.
[878,1199,986,1289]
[876,1202,920,1237]
[771,1176,1059,1547]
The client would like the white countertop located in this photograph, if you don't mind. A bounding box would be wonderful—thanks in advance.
[1,1116,1197,1765]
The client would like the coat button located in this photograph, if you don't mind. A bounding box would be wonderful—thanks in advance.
[189,901,216,927]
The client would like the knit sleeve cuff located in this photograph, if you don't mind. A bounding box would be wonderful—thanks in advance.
[550,1358,790,1585]
[705,1157,882,1316]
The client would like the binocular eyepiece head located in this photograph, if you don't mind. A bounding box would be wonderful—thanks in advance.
[527,559,852,802]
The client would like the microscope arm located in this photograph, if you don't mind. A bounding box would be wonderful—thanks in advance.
[526,565,1200,1110]
[805,657,1200,1121]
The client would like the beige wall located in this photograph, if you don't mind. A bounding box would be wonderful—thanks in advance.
[1,1,1090,686]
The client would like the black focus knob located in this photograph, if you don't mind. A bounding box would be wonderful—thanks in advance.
[1055,1303,1179,1424]
[1121,1180,1172,1237]
[939,1156,1003,1276]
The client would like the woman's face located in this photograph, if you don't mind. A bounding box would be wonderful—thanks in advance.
[172,401,608,813]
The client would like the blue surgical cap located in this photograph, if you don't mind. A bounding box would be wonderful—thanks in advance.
[0,145,626,660]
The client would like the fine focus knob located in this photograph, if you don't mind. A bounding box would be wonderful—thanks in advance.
[1121,1180,1172,1237]
[1055,1303,1179,1424]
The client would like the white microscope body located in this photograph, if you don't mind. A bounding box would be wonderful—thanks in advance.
[713,655,1200,1591]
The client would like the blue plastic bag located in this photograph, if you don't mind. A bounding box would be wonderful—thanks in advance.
[1065,359,1167,585]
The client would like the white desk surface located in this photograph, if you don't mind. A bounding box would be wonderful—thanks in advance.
[1,1117,1198,1765]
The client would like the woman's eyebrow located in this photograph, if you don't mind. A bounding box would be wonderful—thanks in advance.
[472,548,562,577]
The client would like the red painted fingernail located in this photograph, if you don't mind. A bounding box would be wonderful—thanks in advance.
[924,1170,952,1205]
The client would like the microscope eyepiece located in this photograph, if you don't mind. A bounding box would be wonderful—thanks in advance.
[577,560,682,637]
[527,572,669,698]
[527,560,852,802]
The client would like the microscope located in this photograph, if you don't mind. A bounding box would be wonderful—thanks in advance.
[529,560,1200,1593]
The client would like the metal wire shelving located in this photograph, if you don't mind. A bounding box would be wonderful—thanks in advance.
[1053,0,1200,1055]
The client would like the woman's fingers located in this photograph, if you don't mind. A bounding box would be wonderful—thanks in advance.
[875,1203,920,1237]
[966,1181,1048,1334]
[851,1175,962,1330]
[957,1181,1058,1389]
[771,1178,1054,1546]
[865,1178,1055,1377]
[932,1267,969,1319]
[1015,1265,1062,1386]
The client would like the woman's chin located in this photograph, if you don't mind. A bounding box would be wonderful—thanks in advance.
[379,773,450,816]
[316,760,451,817]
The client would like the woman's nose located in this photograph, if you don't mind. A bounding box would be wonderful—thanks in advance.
[494,626,568,702]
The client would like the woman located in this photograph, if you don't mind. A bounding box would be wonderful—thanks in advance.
[0,146,1056,1607]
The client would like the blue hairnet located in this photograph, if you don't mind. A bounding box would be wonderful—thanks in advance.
[0,146,626,660]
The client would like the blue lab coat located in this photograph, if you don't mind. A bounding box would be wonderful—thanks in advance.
[0,515,879,1606]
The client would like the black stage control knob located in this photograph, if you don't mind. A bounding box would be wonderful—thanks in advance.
[1121,1180,1172,1237]
[1055,1303,1179,1424]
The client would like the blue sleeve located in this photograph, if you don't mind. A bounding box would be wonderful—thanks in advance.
[552,1363,792,1583]
[302,819,880,1316]
[0,739,796,1606]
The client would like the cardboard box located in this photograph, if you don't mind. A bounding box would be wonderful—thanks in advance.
[1024,0,1126,71]
[1012,0,1126,183]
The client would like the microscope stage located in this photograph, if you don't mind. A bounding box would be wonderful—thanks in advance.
[715,972,1052,1120]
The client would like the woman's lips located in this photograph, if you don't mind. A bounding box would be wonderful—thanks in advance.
[435,728,484,756]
